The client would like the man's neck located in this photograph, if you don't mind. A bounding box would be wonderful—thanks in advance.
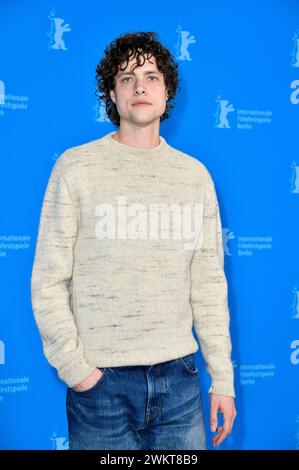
[112,128,160,150]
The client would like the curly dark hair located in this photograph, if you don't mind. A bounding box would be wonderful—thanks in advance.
[95,31,181,126]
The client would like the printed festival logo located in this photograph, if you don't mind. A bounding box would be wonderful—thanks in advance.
[214,95,235,129]
[50,429,69,450]
[222,227,235,256]
[48,8,71,51]
[290,30,299,67]
[291,285,299,319]
[175,25,196,61]
[290,161,299,193]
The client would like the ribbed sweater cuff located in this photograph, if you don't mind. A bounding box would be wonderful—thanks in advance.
[56,356,97,389]
[208,375,236,398]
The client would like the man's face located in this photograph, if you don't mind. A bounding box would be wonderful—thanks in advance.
[109,54,168,127]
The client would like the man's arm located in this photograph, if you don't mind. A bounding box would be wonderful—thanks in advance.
[190,168,235,398]
[30,156,96,388]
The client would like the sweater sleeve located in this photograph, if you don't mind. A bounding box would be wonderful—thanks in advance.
[30,160,96,388]
[190,170,235,398]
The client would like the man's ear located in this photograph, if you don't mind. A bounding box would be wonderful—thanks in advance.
[110,89,116,104]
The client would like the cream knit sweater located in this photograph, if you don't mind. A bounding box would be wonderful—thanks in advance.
[30,131,235,398]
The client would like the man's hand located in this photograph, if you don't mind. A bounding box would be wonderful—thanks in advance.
[209,393,237,447]
[73,368,103,392]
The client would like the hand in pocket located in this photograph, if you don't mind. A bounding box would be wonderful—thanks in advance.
[73,368,103,392]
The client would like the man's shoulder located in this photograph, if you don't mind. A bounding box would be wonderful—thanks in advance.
[50,135,107,175]
[168,143,214,184]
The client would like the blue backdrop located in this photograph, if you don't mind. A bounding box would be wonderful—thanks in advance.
[0,0,298,450]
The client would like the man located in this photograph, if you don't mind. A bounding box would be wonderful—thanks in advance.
[31,31,237,450]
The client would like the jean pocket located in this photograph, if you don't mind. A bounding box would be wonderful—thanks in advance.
[178,354,198,375]
[71,367,106,395]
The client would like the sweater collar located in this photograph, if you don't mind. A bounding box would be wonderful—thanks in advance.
[102,131,169,159]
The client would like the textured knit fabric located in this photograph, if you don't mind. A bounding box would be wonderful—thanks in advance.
[30,130,236,398]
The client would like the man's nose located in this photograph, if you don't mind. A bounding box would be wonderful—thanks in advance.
[134,84,147,94]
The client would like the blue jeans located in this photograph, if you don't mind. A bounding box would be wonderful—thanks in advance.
[66,353,207,450]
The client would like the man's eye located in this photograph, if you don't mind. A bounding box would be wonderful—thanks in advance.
[121,76,158,83]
